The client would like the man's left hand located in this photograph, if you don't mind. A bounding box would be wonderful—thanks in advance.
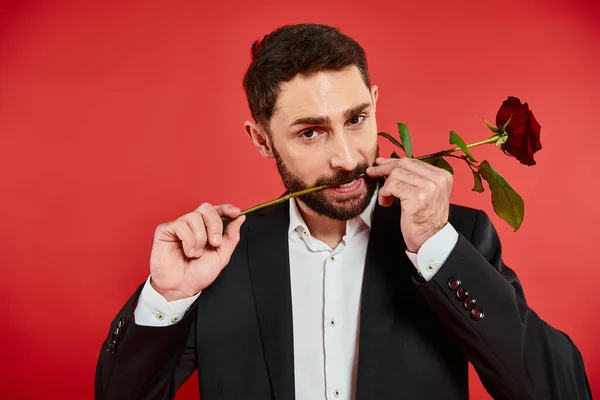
[366,157,452,253]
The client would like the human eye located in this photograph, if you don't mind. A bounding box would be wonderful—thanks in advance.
[299,129,320,141]
[348,115,367,126]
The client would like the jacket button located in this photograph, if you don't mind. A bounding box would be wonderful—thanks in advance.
[464,296,477,310]
[113,317,127,340]
[456,288,468,301]
[471,307,484,321]
[105,340,117,353]
[447,278,461,291]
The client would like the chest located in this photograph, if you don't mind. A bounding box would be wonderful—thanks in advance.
[193,219,468,399]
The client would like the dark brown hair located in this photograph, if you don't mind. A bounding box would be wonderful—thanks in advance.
[242,23,370,128]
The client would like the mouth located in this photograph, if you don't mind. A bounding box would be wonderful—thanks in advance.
[329,176,364,194]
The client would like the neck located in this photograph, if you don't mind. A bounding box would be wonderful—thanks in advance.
[295,199,346,249]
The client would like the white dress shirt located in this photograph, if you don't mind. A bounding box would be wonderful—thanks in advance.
[134,192,459,400]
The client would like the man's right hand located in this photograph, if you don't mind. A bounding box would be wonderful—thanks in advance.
[149,203,246,302]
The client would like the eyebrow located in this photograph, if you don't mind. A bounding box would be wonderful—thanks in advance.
[288,102,372,128]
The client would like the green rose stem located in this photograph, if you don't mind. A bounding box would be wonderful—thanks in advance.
[417,134,500,161]
[222,133,502,221]
[221,184,333,221]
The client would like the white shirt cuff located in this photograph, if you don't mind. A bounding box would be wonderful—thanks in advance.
[405,222,459,281]
[133,275,201,327]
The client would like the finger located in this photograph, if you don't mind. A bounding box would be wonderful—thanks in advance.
[397,159,453,189]
[390,167,445,199]
[375,157,397,165]
[162,220,196,258]
[177,212,207,258]
[367,159,402,177]
[196,203,224,247]
[393,157,446,178]
[367,158,431,179]
[378,179,417,207]
[388,167,423,188]
[218,215,246,262]
[215,204,242,220]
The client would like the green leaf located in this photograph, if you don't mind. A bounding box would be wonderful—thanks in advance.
[484,120,500,133]
[478,160,524,231]
[472,170,484,193]
[422,156,454,174]
[397,123,413,158]
[378,132,405,151]
[391,151,401,159]
[449,130,477,162]
[495,134,508,147]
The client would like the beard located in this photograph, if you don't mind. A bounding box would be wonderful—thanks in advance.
[273,145,379,221]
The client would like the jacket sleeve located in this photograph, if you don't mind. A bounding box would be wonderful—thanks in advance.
[412,210,592,400]
[95,283,198,400]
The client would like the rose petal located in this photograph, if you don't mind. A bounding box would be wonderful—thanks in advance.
[526,109,542,152]
[503,133,524,156]
[496,97,527,135]
[519,135,536,166]
[502,132,536,165]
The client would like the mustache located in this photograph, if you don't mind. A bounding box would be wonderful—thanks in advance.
[313,162,371,187]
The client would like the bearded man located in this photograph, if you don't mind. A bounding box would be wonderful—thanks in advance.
[95,23,591,400]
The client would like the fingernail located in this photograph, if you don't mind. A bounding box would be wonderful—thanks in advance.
[213,233,221,244]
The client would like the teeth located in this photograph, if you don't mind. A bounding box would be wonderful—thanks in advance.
[340,179,356,188]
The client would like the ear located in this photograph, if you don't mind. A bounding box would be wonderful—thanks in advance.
[244,120,275,158]
[371,85,379,112]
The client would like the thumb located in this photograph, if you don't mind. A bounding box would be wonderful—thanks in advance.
[219,215,246,257]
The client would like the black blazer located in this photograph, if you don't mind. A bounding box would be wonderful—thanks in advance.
[95,200,592,400]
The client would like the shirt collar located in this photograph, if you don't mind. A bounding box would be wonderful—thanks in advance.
[287,187,378,237]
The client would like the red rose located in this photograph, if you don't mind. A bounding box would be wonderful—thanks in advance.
[495,97,542,166]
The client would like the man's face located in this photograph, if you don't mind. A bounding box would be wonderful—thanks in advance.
[266,66,379,220]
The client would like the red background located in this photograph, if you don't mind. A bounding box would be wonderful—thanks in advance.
[1,1,599,398]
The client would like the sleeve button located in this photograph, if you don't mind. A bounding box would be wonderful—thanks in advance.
[447,278,461,291]
[470,307,485,321]
[456,288,468,301]
[105,340,117,353]
[463,296,477,310]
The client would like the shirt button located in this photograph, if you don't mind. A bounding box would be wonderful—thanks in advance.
[303,230,309,237]
[155,312,165,321]
[329,318,336,327]
[171,315,180,324]
[333,389,341,398]
[426,264,435,272]
[329,255,336,262]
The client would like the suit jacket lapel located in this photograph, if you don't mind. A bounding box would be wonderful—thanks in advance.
[355,200,412,399]
[247,201,296,400]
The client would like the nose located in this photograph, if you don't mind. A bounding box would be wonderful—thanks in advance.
[329,132,359,171]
